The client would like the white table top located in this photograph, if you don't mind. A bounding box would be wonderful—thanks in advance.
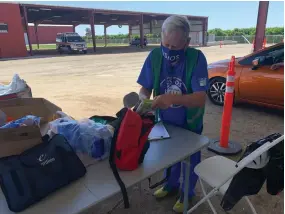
[0,124,209,214]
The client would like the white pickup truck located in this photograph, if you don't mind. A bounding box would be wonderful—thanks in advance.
[56,32,87,54]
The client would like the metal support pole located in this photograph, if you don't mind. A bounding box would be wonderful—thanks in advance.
[23,6,33,55]
[89,11,96,52]
[73,25,76,33]
[202,18,208,46]
[254,1,269,52]
[104,25,107,47]
[149,21,153,34]
[34,23,39,49]
[202,19,205,47]
[183,157,190,214]
[128,25,132,43]
[139,14,144,48]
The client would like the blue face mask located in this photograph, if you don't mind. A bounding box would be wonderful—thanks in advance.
[161,44,186,63]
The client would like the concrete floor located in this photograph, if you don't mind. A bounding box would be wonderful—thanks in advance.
[1,44,283,214]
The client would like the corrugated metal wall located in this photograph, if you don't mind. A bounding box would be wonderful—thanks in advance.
[131,19,204,46]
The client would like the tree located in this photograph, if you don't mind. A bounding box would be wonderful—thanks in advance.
[85,28,91,37]
[208,28,226,36]
[208,27,283,36]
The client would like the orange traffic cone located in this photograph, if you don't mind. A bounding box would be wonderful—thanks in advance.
[208,56,242,155]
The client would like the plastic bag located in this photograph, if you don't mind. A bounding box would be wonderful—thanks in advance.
[0,115,41,129]
[0,74,28,96]
[48,118,113,160]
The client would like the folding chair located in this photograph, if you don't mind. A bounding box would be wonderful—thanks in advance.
[187,135,284,214]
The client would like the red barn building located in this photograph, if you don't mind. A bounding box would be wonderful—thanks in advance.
[0,2,209,59]
[27,25,73,44]
[0,3,27,58]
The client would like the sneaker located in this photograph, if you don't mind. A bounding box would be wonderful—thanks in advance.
[153,185,178,199]
[173,199,185,213]
[173,195,192,213]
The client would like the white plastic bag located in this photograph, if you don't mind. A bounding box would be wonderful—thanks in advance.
[0,74,28,96]
[48,117,113,160]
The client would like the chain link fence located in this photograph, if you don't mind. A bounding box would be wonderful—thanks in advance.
[212,35,284,45]
[86,37,199,45]
[85,35,283,46]
[85,38,162,45]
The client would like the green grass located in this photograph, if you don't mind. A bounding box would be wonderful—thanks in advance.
[27,43,128,50]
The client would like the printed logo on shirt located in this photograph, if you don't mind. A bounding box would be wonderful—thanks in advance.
[199,78,207,87]
[160,77,187,108]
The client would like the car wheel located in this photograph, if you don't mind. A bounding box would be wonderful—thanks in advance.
[207,77,226,106]
[83,50,87,54]
[67,46,72,54]
[58,47,63,54]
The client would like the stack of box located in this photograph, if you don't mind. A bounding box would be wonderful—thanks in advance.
[0,98,62,158]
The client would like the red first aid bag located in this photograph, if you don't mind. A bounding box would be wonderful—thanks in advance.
[91,107,154,208]
[108,108,154,208]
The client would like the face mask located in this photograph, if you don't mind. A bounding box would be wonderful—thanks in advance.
[161,44,186,63]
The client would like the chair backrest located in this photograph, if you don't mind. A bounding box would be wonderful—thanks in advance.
[235,135,284,170]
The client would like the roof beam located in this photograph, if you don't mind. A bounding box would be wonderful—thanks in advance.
[34,11,82,24]
[94,21,131,26]
[20,4,208,27]
[20,3,208,20]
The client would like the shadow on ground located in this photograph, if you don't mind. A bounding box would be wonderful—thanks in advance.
[0,44,208,61]
[0,45,160,61]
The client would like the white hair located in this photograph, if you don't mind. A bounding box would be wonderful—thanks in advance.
[161,15,191,41]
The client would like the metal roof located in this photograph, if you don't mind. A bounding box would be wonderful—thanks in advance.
[19,3,208,26]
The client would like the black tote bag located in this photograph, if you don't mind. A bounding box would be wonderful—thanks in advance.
[0,134,86,212]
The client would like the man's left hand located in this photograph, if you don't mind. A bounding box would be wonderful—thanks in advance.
[152,94,174,110]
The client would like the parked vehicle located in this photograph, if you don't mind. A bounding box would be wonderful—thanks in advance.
[56,32,87,54]
[130,37,147,47]
[207,43,284,109]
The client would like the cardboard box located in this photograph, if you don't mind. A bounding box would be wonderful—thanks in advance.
[0,98,62,158]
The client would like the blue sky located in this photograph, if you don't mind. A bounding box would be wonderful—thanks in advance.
[29,1,284,36]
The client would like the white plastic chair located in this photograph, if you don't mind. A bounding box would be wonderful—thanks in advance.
[187,135,284,214]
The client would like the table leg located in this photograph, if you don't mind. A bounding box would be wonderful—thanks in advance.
[183,156,190,214]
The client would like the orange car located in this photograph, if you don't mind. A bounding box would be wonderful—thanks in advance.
[207,43,284,109]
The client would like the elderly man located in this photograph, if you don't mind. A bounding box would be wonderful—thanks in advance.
[137,15,208,213]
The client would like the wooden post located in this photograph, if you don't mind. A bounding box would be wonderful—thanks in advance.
[254,1,269,52]
[139,14,144,48]
[23,6,33,55]
[89,11,96,52]
[104,25,107,47]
